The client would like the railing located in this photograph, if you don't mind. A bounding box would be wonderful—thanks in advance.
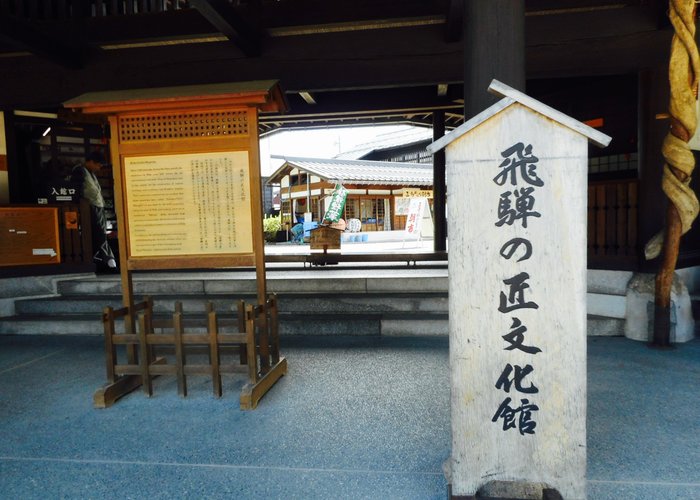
[587,178,638,267]
[0,0,192,19]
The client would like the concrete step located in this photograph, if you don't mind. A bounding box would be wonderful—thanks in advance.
[55,275,449,296]
[587,315,625,337]
[14,293,449,316]
[0,309,618,338]
[1,271,632,339]
[0,315,109,335]
[0,311,449,336]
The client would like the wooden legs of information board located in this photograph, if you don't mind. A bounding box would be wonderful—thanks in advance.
[94,294,286,410]
[241,296,286,410]
[240,356,288,410]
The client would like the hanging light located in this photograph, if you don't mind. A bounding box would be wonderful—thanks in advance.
[42,126,51,137]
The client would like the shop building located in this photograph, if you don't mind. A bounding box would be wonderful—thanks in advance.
[267,156,433,232]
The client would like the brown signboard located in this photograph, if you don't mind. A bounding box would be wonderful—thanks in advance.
[309,225,342,250]
[0,207,61,266]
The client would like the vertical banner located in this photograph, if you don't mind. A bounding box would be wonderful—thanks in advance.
[322,183,348,223]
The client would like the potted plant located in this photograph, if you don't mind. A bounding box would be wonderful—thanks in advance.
[263,214,282,242]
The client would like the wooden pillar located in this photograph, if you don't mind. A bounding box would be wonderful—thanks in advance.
[3,110,20,203]
[463,0,525,117]
[306,169,311,218]
[638,67,670,272]
[433,110,447,252]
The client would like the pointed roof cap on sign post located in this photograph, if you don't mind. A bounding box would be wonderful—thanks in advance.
[427,79,612,154]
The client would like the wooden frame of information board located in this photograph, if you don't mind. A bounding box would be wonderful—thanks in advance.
[65,81,288,409]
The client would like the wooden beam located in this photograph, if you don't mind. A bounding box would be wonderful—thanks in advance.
[0,16,87,69]
[0,5,673,109]
[261,0,442,28]
[189,0,261,56]
[445,0,463,42]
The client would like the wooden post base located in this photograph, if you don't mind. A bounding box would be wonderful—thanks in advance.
[94,375,142,409]
[93,357,167,408]
[240,357,287,410]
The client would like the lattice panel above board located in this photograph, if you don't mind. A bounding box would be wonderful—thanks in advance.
[119,111,249,142]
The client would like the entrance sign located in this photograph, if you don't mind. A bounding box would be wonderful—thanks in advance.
[124,152,253,257]
[428,80,610,499]
[404,197,433,239]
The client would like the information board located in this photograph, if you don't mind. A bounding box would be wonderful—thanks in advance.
[123,151,253,257]
[0,207,60,266]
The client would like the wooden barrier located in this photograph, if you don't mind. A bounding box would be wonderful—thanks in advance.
[587,179,638,267]
[94,294,286,410]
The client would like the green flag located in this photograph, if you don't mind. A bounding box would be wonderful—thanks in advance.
[322,184,348,223]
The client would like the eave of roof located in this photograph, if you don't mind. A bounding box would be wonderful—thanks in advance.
[267,155,433,186]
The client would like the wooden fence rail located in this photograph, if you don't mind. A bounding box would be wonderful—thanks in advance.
[587,179,638,265]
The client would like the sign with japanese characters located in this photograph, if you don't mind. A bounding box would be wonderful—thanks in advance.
[394,196,411,216]
[402,188,433,199]
[45,183,78,203]
[322,183,348,223]
[404,198,433,239]
[124,151,253,257]
[431,82,609,500]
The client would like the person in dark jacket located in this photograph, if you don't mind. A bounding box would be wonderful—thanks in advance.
[71,151,117,269]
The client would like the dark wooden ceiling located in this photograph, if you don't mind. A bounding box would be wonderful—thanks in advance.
[0,0,672,131]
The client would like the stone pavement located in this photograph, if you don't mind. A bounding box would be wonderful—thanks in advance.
[0,334,698,499]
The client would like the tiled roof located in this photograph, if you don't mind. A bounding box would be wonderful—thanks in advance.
[334,127,433,160]
[268,156,433,186]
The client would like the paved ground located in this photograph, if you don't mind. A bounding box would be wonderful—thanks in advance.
[0,334,698,499]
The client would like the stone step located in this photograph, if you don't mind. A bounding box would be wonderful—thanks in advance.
[0,312,449,336]
[0,311,616,337]
[587,315,625,337]
[1,271,638,339]
[55,275,449,296]
[14,293,449,316]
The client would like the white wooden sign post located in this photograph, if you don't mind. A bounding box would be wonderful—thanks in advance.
[404,197,434,240]
[428,80,610,499]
